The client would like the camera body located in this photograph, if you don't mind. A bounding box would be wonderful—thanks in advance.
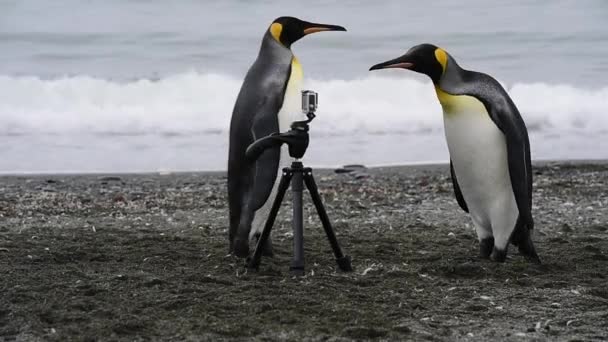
[301,90,318,114]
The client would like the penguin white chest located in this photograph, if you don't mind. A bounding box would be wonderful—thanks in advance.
[278,58,305,133]
[438,90,517,223]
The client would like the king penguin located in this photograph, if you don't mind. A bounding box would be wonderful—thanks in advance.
[228,17,346,258]
[370,44,540,263]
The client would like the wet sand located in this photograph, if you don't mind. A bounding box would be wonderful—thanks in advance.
[1,161,607,341]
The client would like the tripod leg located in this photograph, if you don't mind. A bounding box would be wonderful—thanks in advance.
[304,171,353,272]
[247,171,292,270]
[290,169,305,276]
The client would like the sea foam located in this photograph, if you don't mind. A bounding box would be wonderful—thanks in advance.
[1,72,607,136]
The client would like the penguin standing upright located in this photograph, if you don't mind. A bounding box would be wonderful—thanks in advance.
[228,17,346,258]
[370,44,540,263]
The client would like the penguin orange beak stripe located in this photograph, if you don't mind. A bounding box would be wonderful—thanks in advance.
[302,24,347,35]
[303,27,331,34]
[370,55,415,71]
[370,62,414,70]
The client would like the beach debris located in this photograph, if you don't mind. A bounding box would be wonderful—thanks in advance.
[354,172,370,180]
[334,164,371,180]
[99,176,122,182]
[334,164,367,173]
[112,193,127,203]
[361,263,378,276]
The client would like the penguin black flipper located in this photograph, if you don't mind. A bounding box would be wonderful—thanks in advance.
[248,96,283,210]
[465,72,533,230]
[228,58,290,256]
[450,160,469,213]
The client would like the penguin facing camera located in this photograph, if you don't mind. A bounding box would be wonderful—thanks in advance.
[370,44,541,264]
[228,17,346,258]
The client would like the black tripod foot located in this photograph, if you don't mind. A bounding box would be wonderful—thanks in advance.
[289,267,305,277]
[336,255,353,272]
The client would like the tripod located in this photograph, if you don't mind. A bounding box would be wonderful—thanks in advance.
[244,113,352,276]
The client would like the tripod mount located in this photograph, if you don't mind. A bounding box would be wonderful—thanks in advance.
[245,92,352,276]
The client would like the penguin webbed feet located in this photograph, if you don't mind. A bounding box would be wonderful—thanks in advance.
[490,248,508,263]
[481,240,541,264]
[515,238,541,264]
[510,230,542,264]
[479,237,494,259]
[232,237,250,258]
[231,234,274,259]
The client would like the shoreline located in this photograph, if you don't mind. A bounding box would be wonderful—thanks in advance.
[1,158,607,177]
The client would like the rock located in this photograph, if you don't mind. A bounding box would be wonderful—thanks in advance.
[353,172,371,180]
[334,164,367,174]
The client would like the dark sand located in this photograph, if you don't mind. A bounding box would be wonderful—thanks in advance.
[1,162,607,341]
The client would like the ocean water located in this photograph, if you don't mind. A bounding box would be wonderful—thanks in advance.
[1,0,607,173]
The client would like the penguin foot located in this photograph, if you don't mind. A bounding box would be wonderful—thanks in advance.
[517,238,541,264]
[232,238,250,258]
[479,237,494,259]
[490,248,507,263]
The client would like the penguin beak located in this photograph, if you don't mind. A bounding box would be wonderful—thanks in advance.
[369,55,414,71]
[302,22,347,35]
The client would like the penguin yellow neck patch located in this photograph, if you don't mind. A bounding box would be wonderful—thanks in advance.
[434,48,448,74]
[291,57,303,81]
[270,23,283,43]
[435,86,486,115]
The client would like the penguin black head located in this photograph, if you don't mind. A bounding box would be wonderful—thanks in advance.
[369,43,449,84]
[269,16,346,48]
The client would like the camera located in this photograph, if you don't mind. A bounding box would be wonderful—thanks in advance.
[301,90,318,114]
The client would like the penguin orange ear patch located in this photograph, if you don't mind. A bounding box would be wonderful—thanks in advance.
[435,48,448,74]
[270,23,283,42]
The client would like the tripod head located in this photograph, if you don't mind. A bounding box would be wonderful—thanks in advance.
[246,90,318,161]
